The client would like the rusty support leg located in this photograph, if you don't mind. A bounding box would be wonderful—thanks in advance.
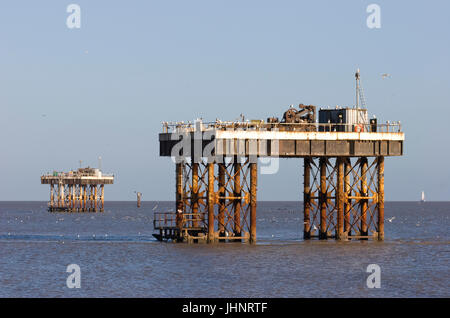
[175,163,183,232]
[250,162,257,243]
[67,185,70,212]
[91,184,96,212]
[86,185,89,211]
[377,156,385,241]
[79,185,82,211]
[137,192,141,208]
[100,185,104,212]
[57,183,61,209]
[336,157,344,240]
[83,186,86,212]
[303,158,311,239]
[74,185,78,212]
[218,163,226,239]
[62,184,66,210]
[90,185,93,212]
[360,157,368,237]
[50,184,54,211]
[86,186,89,212]
[233,159,242,239]
[71,185,75,212]
[78,185,82,212]
[319,158,327,239]
[344,158,351,237]
[83,185,87,212]
[207,163,215,243]
[94,185,98,212]
[85,186,88,212]
[192,163,199,228]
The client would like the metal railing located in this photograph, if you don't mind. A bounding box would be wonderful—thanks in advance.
[162,121,402,134]
[153,212,177,229]
[153,212,207,230]
[41,173,114,178]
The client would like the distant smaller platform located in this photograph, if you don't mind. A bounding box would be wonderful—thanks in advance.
[41,167,114,213]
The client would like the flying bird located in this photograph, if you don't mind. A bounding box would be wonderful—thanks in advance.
[381,73,391,79]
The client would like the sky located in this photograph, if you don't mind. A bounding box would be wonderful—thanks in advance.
[0,0,449,201]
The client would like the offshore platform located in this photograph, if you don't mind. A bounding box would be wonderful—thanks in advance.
[41,167,114,212]
[155,70,404,243]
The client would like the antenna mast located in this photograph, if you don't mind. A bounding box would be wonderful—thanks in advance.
[355,68,360,109]
[355,68,366,109]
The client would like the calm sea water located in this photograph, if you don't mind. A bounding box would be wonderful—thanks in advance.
[0,201,448,297]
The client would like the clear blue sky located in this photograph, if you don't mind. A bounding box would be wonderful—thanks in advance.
[0,1,449,201]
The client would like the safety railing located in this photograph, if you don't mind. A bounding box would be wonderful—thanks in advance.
[153,212,177,229]
[182,212,207,230]
[153,212,207,230]
[41,173,115,178]
[162,121,402,134]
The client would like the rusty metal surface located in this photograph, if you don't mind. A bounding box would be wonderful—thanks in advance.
[158,104,403,242]
[303,157,385,241]
[377,156,385,241]
[250,162,257,243]
[42,168,112,212]
[155,158,256,243]
[46,183,106,212]
[159,131,404,159]
[41,167,114,185]
[336,157,344,240]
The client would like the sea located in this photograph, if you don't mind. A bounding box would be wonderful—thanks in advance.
[0,201,448,297]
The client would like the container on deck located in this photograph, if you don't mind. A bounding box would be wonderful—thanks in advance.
[318,107,369,132]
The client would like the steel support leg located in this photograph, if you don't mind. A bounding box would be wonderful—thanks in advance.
[303,158,311,239]
[218,163,226,239]
[207,163,215,243]
[234,160,242,238]
[319,158,327,239]
[175,162,183,231]
[100,184,104,212]
[192,163,199,228]
[336,157,344,240]
[250,162,257,243]
[50,184,54,211]
[360,157,368,236]
[377,156,385,241]
[344,158,351,237]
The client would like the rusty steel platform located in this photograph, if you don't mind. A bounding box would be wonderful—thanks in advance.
[155,119,404,244]
[159,122,403,158]
[41,167,114,212]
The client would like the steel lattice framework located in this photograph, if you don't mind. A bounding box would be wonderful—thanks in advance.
[48,183,105,212]
[303,156,384,240]
[169,157,256,243]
